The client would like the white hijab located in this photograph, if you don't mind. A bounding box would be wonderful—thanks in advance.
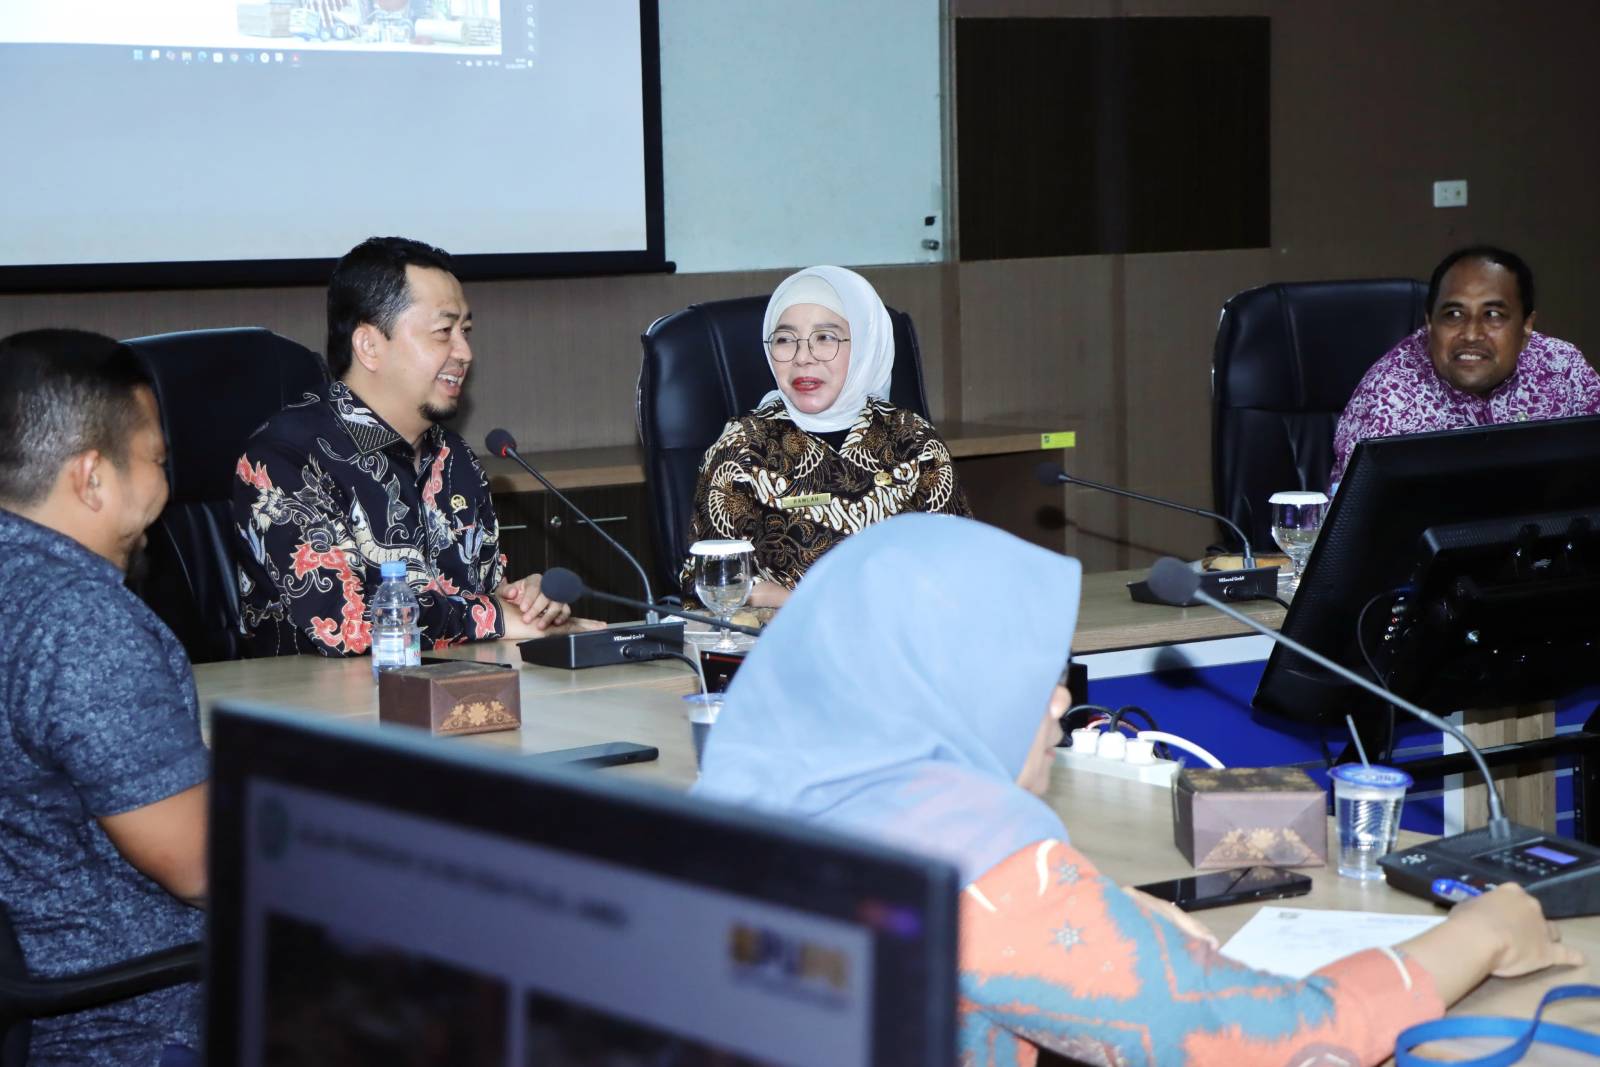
[758,265,895,434]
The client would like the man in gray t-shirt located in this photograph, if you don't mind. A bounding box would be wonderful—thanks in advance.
[0,330,209,1066]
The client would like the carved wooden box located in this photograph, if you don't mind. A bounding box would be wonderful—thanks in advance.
[377,661,521,737]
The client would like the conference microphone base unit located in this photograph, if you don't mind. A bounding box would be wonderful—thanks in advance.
[519,622,687,670]
[1128,565,1280,607]
[1379,821,1600,919]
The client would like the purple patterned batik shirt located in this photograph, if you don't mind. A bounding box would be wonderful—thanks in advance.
[1331,327,1600,484]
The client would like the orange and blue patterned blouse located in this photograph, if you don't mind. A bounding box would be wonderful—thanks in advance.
[959,839,1443,1066]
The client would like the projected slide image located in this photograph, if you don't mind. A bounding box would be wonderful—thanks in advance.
[1,0,503,54]
[237,1,503,53]
[525,993,774,1067]
[262,913,509,1067]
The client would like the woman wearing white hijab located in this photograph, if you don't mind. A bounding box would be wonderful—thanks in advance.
[681,265,971,607]
[695,514,1580,1066]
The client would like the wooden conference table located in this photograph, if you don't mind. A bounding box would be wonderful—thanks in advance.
[193,574,1597,1058]
[192,567,1270,779]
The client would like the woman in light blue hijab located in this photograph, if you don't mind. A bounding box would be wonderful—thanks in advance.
[693,513,1576,1067]
[693,511,1074,883]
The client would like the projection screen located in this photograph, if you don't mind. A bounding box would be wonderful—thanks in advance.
[0,0,665,290]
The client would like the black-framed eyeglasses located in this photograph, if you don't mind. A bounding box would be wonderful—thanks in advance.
[764,330,850,363]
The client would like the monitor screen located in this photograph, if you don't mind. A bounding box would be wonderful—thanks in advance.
[1252,414,1600,726]
[0,1,665,290]
[206,704,957,1066]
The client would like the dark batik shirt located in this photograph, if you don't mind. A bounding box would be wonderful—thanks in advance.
[231,381,507,657]
[0,508,208,1066]
[682,397,972,591]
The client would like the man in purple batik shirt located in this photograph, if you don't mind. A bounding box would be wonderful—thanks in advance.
[1331,245,1600,485]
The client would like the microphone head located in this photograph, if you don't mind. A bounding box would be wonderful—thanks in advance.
[1145,557,1201,606]
[484,428,517,458]
[1034,461,1067,487]
[540,567,586,605]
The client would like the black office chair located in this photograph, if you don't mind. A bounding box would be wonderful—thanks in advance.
[124,327,329,664]
[1210,279,1428,553]
[0,907,199,1067]
[637,295,931,597]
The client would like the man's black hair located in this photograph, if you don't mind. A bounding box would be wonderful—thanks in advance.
[326,236,455,378]
[1427,245,1536,318]
[0,329,153,506]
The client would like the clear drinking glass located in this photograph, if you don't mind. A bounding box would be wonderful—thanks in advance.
[691,539,755,652]
[1269,491,1329,595]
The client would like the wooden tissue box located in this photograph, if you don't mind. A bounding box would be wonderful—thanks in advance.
[1173,766,1327,868]
[377,662,520,737]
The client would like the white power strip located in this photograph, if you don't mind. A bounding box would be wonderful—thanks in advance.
[1055,746,1181,787]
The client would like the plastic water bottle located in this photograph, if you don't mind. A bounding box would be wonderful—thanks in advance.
[370,560,421,680]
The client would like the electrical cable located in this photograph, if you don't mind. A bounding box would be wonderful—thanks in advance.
[1135,731,1224,769]
[1355,586,1407,764]
[1063,704,1118,735]
[623,642,707,694]
[1107,705,1168,758]
[1354,587,1393,687]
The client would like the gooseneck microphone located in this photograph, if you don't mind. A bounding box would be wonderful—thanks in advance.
[1148,558,1600,918]
[1036,462,1257,567]
[486,429,658,623]
[1145,557,1507,825]
[542,567,762,637]
[1038,462,1280,605]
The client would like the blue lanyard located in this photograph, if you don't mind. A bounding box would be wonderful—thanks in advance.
[1395,984,1600,1067]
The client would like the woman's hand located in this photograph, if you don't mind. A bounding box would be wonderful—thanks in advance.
[1445,882,1584,978]
[1123,886,1219,950]
[1397,882,1584,1005]
[747,581,791,609]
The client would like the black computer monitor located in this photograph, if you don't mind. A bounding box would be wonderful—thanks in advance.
[1253,414,1600,726]
[206,704,958,1067]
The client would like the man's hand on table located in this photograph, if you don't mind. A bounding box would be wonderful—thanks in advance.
[495,572,596,639]
[500,609,605,642]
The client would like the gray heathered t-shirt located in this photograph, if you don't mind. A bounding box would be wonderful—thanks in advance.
[0,508,209,1066]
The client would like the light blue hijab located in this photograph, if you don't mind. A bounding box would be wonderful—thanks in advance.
[692,513,1081,884]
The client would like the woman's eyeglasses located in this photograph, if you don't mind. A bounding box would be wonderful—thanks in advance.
[764,330,850,363]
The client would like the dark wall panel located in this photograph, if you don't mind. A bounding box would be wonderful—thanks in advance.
[957,16,1269,259]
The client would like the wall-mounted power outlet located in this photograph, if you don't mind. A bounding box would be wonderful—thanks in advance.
[1433,179,1468,208]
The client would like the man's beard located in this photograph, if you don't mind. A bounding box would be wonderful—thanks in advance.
[421,399,460,424]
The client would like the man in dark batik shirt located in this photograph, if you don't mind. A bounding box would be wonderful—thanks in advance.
[231,236,579,657]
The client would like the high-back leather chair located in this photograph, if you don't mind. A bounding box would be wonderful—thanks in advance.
[637,295,931,596]
[124,327,328,663]
[1211,279,1428,552]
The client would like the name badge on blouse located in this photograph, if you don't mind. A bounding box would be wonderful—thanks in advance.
[779,492,832,510]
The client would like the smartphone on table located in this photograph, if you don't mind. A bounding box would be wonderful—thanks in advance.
[1133,865,1312,912]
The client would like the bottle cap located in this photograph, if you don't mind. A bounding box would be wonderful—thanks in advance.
[380,560,407,579]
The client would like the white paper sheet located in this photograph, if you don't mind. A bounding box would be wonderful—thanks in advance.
[1219,906,1445,978]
